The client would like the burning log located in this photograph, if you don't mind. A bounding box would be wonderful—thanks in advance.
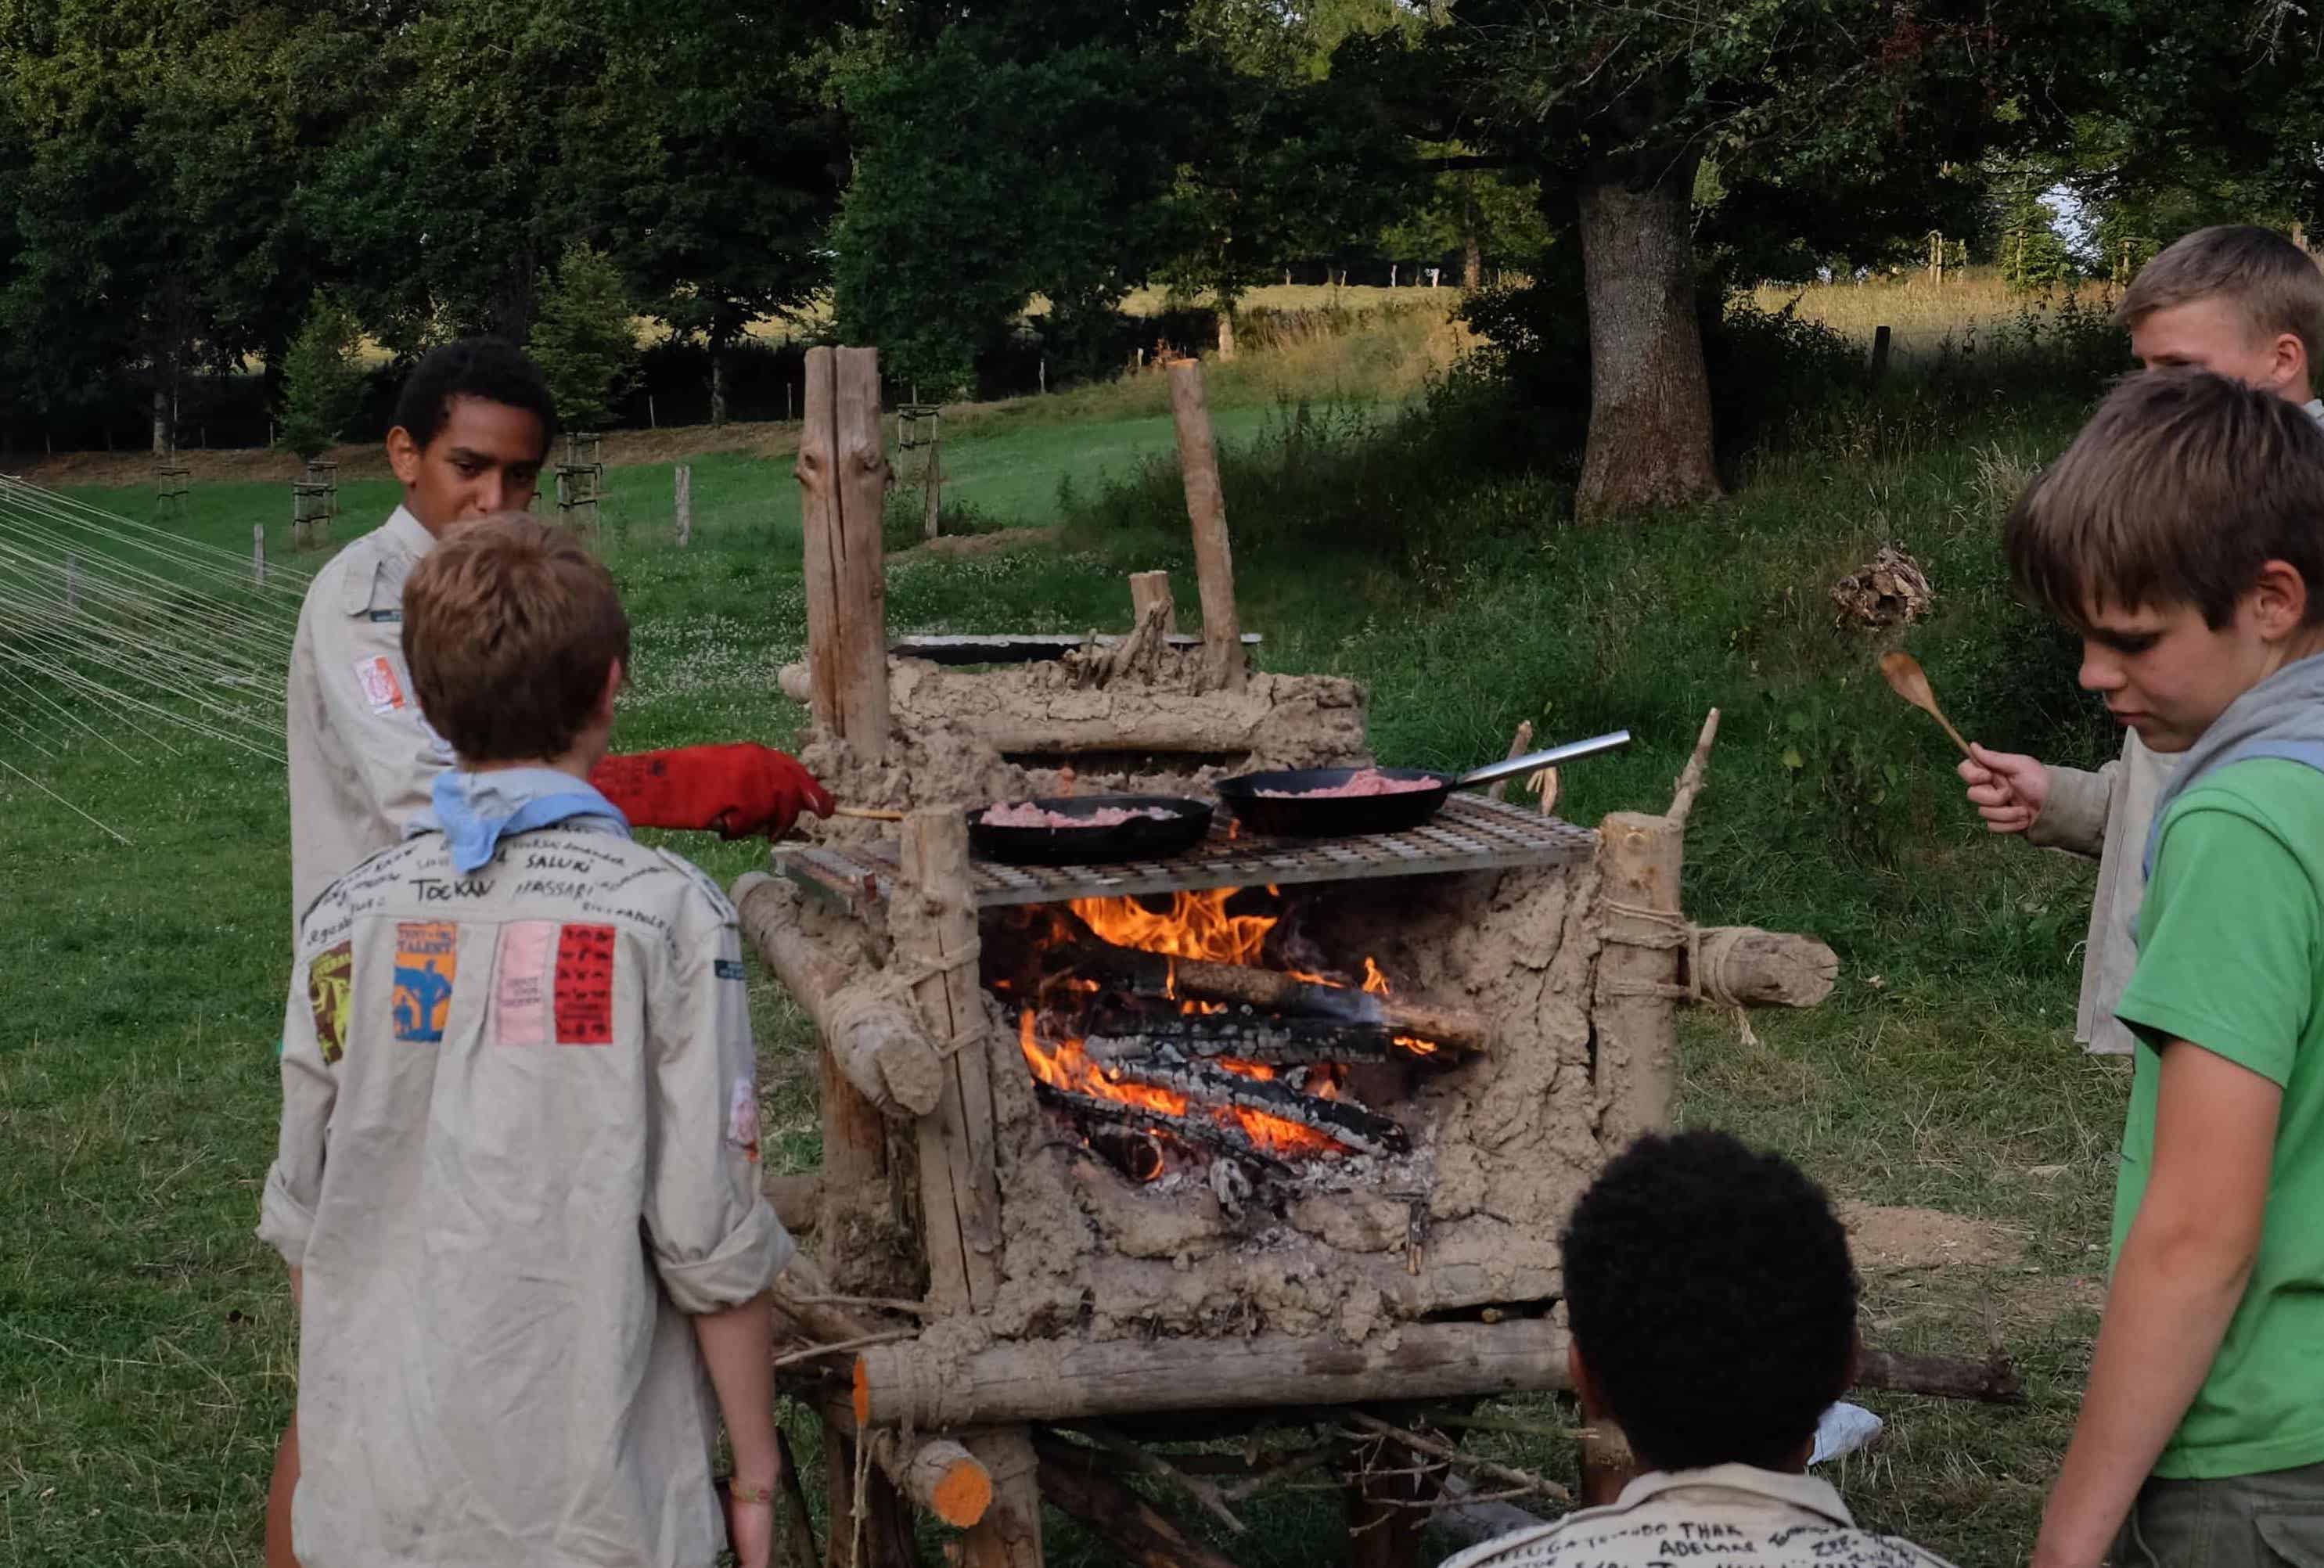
[1083,1011,1403,1066]
[1103,1059,1410,1157]
[1030,920,1488,1052]
[1034,1083,1290,1174]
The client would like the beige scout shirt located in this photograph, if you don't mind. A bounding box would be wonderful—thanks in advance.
[1437,1465,1959,1568]
[258,816,791,1568]
[286,505,452,925]
[2028,731,2175,1057]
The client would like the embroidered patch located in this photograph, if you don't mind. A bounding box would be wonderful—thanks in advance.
[307,940,353,1065]
[354,655,407,715]
[553,923,617,1045]
[714,958,746,982]
[390,920,459,1043]
[728,1076,761,1161]
[491,921,556,1047]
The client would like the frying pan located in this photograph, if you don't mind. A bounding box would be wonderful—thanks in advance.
[1215,731,1631,837]
[967,794,1214,865]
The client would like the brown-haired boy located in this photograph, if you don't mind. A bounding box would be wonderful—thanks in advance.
[260,516,790,1568]
[1960,224,2324,1055]
[2006,372,2324,1566]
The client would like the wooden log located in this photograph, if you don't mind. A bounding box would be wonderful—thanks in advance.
[1129,571,1181,635]
[1592,809,1685,1144]
[1034,1433,1244,1568]
[1103,1059,1409,1156]
[1049,927,1488,1052]
[1855,1347,2025,1405]
[895,810,1005,1314]
[734,872,944,1116]
[962,1428,1045,1568]
[1166,361,1245,693]
[1083,1012,1401,1066]
[1687,926,1838,1010]
[797,345,891,753]
[854,1320,1574,1428]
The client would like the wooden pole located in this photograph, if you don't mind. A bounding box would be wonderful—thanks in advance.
[922,428,942,541]
[1165,361,1245,692]
[1592,810,1685,1144]
[675,463,692,547]
[1128,571,1180,635]
[797,346,892,753]
[66,551,80,608]
[1869,324,1892,384]
[250,530,263,588]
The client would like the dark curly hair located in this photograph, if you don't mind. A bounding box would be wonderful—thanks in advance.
[1562,1130,1858,1473]
[390,337,558,455]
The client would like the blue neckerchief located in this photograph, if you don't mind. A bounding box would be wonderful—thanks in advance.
[408,767,631,874]
[2140,652,2324,881]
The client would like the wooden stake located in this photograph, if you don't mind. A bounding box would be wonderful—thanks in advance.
[675,463,692,547]
[67,551,81,607]
[797,346,891,753]
[922,430,942,540]
[1592,809,1685,1144]
[1128,570,1180,635]
[1484,720,1533,803]
[895,810,1004,1313]
[249,531,262,588]
[961,1428,1045,1568]
[1869,324,1892,383]
[1166,361,1244,692]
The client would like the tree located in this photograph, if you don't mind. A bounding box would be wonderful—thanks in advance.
[276,292,366,459]
[529,243,636,433]
[1360,2,2087,520]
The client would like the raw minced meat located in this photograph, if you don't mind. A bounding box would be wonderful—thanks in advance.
[1254,768,1437,800]
[980,801,1178,829]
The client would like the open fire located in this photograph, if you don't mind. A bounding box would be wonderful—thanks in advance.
[988,886,1453,1182]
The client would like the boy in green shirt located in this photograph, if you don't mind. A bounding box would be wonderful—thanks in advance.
[2011,369,2324,1567]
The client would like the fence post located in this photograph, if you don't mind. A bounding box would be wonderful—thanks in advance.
[797,345,891,754]
[253,526,265,587]
[675,464,693,548]
[1165,360,1244,694]
[923,430,943,541]
[1869,325,1892,385]
[66,552,79,610]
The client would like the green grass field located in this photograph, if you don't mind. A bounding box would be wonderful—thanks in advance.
[1,315,2132,1567]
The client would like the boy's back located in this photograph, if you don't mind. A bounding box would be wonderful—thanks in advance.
[262,807,789,1567]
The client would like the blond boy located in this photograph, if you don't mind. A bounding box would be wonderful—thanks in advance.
[2006,372,2324,1564]
[261,519,790,1568]
[1959,225,2324,1054]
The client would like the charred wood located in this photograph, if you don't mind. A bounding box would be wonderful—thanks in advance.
[1032,1083,1290,1174]
[1102,1059,1409,1157]
[1083,1010,1403,1067]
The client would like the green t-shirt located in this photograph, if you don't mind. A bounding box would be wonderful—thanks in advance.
[2114,758,2324,1480]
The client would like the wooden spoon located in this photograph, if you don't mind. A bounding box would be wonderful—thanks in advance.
[1879,652,1973,759]
[833,805,905,822]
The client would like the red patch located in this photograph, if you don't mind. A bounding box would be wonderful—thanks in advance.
[553,923,617,1045]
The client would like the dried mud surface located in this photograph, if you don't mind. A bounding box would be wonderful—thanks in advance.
[1839,1202,2024,1271]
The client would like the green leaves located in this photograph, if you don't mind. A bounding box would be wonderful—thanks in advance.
[529,244,638,435]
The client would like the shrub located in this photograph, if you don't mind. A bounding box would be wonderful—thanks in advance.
[277,293,368,460]
[530,244,639,433]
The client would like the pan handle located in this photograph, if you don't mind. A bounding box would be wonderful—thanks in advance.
[1455,730,1632,789]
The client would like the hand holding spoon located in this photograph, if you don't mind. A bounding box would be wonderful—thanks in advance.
[1879,652,1974,759]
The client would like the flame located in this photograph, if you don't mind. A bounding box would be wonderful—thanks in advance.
[1020,887,1423,1167]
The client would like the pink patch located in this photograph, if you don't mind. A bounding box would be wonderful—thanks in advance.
[493,921,556,1046]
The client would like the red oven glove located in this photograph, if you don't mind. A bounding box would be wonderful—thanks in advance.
[589,743,835,840]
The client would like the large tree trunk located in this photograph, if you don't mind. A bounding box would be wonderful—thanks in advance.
[1462,233,1483,292]
[1574,154,1721,523]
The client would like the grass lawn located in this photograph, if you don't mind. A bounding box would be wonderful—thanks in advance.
[2,346,2126,1566]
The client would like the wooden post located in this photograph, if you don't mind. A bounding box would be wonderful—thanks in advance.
[65,552,79,609]
[1038,358,1046,395]
[1593,808,1685,1145]
[894,808,1038,1566]
[922,430,942,541]
[1165,361,1245,692]
[1215,309,1236,362]
[250,530,264,588]
[1128,570,1179,635]
[675,464,693,547]
[797,346,891,754]
[1869,325,1892,384]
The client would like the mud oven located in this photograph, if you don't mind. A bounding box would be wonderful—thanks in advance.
[743,348,1844,1568]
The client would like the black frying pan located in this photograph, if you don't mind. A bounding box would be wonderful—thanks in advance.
[1216,732,1631,837]
[968,795,1214,865]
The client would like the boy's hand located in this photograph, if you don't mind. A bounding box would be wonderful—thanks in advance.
[721,1485,773,1568]
[591,743,836,840]
[1959,744,2050,834]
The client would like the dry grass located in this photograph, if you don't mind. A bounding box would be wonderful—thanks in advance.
[1743,267,2121,365]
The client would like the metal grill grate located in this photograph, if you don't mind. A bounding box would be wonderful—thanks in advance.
[772,793,1596,912]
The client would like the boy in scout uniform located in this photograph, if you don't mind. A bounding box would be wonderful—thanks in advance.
[273,339,827,1563]
[263,517,791,1568]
